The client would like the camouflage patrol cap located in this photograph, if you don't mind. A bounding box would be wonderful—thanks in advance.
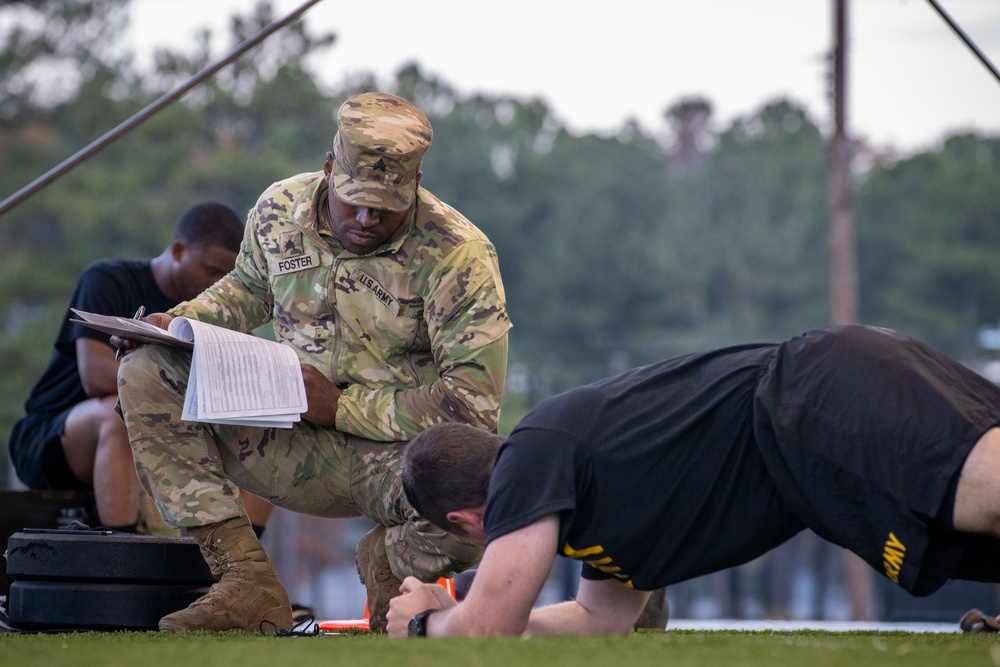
[331,92,432,212]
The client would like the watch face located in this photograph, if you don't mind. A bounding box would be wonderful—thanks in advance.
[408,609,431,636]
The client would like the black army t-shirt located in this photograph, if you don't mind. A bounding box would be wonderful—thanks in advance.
[483,344,806,591]
[23,259,175,415]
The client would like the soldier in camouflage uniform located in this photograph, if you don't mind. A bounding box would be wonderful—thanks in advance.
[116,92,511,633]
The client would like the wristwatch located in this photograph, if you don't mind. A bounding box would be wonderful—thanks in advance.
[407,609,436,637]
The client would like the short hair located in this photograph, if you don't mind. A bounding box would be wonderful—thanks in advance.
[403,423,503,536]
[173,202,244,253]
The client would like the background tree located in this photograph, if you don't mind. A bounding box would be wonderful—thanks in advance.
[857,134,1000,358]
[3,0,1000,508]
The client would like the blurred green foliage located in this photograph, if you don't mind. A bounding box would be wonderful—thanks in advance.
[3,0,1000,486]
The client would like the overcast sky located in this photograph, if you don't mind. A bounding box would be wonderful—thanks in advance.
[127,0,1000,154]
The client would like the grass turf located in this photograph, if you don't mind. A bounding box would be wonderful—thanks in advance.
[2,629,1000,667]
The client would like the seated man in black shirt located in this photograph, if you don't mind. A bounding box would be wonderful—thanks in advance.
[7,202,272,532]
[388,325,1000,636]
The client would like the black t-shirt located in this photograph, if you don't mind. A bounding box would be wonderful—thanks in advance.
[483,344,806,591]
[23,259,176,415]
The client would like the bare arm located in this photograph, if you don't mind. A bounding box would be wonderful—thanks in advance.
[76,338,121,397]
[387,514,650,637]
[388,514,559,637]
[525,577,650,636]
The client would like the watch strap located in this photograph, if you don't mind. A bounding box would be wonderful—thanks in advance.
[407,608,435,637]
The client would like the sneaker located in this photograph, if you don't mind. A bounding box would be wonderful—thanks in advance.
[355,524,401,633]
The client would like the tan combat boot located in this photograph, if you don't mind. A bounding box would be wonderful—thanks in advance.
[356,524,401,633]
[159,514,293,633]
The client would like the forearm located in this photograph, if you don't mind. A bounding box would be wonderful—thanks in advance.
[81,357,120,397]
[336,337,507,441]
[77,338,120,397]
[389,518,559,638]
[424,603,524,638]
[169,272,271,331]
[421,593,635,639]
[525,600,633,636]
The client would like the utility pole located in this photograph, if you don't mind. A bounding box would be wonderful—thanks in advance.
[829,0,874,621]
[829,0,857,326]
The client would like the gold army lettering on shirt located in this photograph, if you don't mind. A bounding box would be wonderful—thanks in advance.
[562,542,634,588]
[882,531,906,583]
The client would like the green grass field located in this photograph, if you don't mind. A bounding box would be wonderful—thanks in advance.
[2,629,999,667]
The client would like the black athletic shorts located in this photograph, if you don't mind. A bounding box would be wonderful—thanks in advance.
[7,408,90,491]
[753,324,1000,595]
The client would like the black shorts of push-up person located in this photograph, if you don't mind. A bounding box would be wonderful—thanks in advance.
[753,324,1000,596]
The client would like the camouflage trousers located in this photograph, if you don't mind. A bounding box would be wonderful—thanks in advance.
[117,343,482,581]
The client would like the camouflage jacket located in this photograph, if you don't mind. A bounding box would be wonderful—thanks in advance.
[171,172,511,441]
